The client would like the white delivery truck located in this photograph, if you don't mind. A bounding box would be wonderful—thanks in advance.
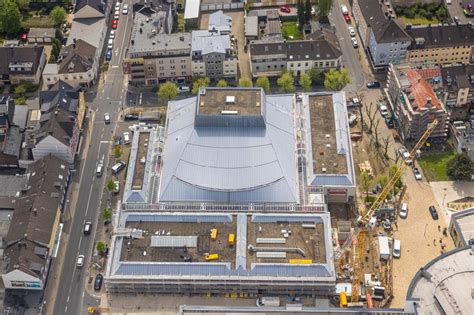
[256,297,280,307]
[378,236,390,260]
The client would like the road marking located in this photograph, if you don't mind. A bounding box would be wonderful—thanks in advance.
[139,93,143,105]
[67,295,70,303]
[100,141,112,144]
[111,65,119,68]
[82,291,85,298]
[65,306,68,312]
[84,184,94,217]
[78,236,82,249]
[101,133,104,140]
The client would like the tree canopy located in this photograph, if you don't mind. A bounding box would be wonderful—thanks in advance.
[324,68,351,91]
[277,72,295,92]
[0,0,22,36]
[318,0,333,17]
[447,153,473,180]
[50,6,67,28]
[157,81,178,102]
[300,73,312,92]
[216,79,228,87]
[192,77,210,94]
[255,76,270,93]
[238,78,253,87]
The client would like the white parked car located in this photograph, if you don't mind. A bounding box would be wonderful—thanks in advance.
[122,4,129,15]
[393,239,401,258]
[399,203,408,219]
[413,167,422,180]
[109,30,116,39]
[104,113,111,124]
[379,104,389,117]
[351,37,358,48]
[398,147,413,165]
[348,26,356,37]
[114,10,120,19]
[178,86,190,93]
[76,255,85,268]
[115,2,121,10]
[107,38,114,50]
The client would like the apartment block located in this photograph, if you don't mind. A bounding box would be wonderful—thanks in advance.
[387,63,448,142]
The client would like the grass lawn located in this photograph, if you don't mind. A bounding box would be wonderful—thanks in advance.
[400,16,439,25]
[22,16,55,29]
[282,22,303,40]
[418,149,456,181]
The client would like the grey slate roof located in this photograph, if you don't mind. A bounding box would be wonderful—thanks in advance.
[74,0,106,14]
[208,10,232,34]
[39,80,80,113]
[59,39,96,74]
[357,0,411,43]
[0,46,44,76]
[27,28,55,39]
[192,30,231,55]
[159,88,298,203]
[441,65,474,92]
[407,24,474,49]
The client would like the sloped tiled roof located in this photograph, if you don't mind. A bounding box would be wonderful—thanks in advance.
[36,107,76,146]
[407,24,474,49]
[58,39,96,74]
[0,46,44,76]
[407,69,442,111]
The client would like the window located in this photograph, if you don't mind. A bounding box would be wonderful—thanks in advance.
[159,60,163,64]
[47,78,51,81]
[256,66,260,70]
[297,63,301,67]
[305,62,308,66]
[182,71,186,75]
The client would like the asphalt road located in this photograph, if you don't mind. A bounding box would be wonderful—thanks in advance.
[329,0,367,91]
[446,1,472,23]
[51,2,133,314]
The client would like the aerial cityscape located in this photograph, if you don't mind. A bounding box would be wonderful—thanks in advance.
[0,0,472,314]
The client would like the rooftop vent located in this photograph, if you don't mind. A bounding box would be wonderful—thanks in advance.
[226,96,236,104]
[322,167,327,173]
[221,110,238,115]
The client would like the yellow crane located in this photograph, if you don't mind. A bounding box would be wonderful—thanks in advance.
[351,120,439,303]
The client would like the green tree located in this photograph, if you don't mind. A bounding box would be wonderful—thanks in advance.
[361,171,372,199]
[277,71,295,93]
[238,78,253,87]
[49,38,61,63]
[255,76,270,93]
[14,84,26,96]
[297,0,305,30]
[16,0,30,9]
[157,81,178,102]
[324,68,351,91]
[435,6,447,19]
[103,208,112,221]
[0,0,22,36]
[192,77,210,94]
[49,6,67,27]
[216,79,228,87]
[376,174,388,189]
[308,68,325,85]
[96,241,107,253]
[107,180,116,192]
[114,145,122,159]
[305,0,312,23]
[447,153,474,180]
[300,73,312,92]
[318,0,332,17]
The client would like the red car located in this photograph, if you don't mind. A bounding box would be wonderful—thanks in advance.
[344,14,351,23]
[280,5,291,13]
[112,19,118,29]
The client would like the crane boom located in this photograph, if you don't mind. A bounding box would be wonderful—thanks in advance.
[360,120,439,224]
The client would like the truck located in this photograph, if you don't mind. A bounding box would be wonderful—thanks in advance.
[256,297,280,307]
[378,236,390,260]
[340,4,349,15]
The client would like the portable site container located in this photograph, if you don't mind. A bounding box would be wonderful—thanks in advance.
[289,259,313,264]
[210,228,217,241]
[205,253,219,261]
[378,236,390,260]
[228,234,235,246]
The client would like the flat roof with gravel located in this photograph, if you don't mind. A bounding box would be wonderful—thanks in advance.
[197,88,262,116]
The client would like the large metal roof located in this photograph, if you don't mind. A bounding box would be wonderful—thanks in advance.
[158,88,298,203]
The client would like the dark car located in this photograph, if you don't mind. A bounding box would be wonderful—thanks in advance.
[105,49,112,61]
[124,113,139,121]
[94,274,103,291]
[429,206,439,220]
[114,136,122,146]
[366,81,381,88]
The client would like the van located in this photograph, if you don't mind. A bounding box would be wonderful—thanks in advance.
[400,203,408,218]
[96,163,103,177]
[393,239,401,258]
[205,253,219,261]
[123,132,131,145]
[111,160,126,174]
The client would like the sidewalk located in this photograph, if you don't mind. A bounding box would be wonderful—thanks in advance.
[42,113,95,315]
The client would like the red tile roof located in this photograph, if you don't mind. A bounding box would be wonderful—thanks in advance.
[415,67,441,80]
[407,69,442,111]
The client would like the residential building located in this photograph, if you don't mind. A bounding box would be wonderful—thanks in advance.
[123,6,190,86]
[29,83,86,165]
[0,46,46,86]
[208,10,232,35]
[184,0,200,28]
[43,39,97,88]
[406,24,474,66]
[387,63,448,142]
[42,0,109,89]
[450,120,474,160]
[249,30,342,78]
[440,65,474,109]
[27,28,55,44]
[1,155,70,291]
[191,30,238,81]
[0,96,21,168]
[449,207,474,247]
[352,0,411,68]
